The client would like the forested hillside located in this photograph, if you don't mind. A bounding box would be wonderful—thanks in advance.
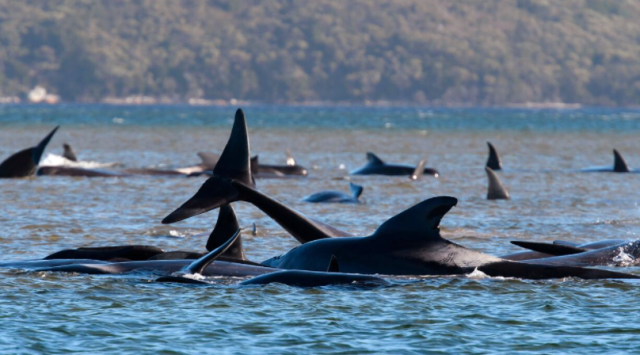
[1,0,639,105]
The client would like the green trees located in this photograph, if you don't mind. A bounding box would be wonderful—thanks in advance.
[1,0,640,105]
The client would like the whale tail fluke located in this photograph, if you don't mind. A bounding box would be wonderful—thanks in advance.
[0,126,59,178]
[410,158,427,180]
[162,109,253,224]
[349,182,364,201]
[184,228,242,275]
[286,148,296,166]
[197,152,220,170]
[510,241,587,256]
[485,167,510,200]
[486,142,502,170]
[366,152,384,166]
[206,204,246,260]
[62,143,78,162]
[613,149,631,172]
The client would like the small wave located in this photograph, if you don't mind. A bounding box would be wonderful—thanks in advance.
[40,153,121,169]
[613,246,637,267]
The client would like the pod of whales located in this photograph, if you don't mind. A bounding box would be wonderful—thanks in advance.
[303,182,364,203]
[0,126,58,178]
[349,152,438,177]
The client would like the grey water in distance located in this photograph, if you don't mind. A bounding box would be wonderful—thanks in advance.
[2,105,640,354]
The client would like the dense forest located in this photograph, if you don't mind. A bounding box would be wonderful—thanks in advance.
[1,0,639,105]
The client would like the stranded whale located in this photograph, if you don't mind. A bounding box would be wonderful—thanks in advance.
[485,167,510,200]
[349,152,438,177]
[303,182,364,203]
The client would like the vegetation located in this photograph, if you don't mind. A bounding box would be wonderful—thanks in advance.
[1,0,640,105]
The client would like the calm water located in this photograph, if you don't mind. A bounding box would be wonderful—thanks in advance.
[2,105,640,354]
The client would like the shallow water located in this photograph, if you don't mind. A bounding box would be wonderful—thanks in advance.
[2,105,640,353]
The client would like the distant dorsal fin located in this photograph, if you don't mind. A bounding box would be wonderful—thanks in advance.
[206,204,245,260]
[613,149,630,172]
[183,228,241,275]
[327,255,340,272]
[285,149,296,166]
[410,158,427,180]
[197,152,220,170]
[349,182,364,200]
[372,196,457,242]
[485,167,510,200]
[486,142,502,170]
[366,152,384,166]
[212,109,253,185]
[62,143,77,162]
[511,241,587,256]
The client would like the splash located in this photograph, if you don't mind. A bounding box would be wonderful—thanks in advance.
[613,245,636,267]
[466,268,490,279]
[39,153,121,169]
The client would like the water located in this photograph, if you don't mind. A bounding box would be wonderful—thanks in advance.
[1,105,640,354]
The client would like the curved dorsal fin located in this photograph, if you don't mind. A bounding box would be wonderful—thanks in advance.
[485,167,510,200]
[285,148,296,166]
[372,196,457,242]
[349,182,364,200]
[183,228,241,275]
[206,204,245,260]
[366,152,384,166]
[197,152,219,170]
[486,142,502,170]
[62,143,78,162]
[327,255,340,272]
[212,109,253,185]
[410,158,427,180]
[613,149,630,172]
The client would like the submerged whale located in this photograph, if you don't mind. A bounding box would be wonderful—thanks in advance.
[303,182,364,203]
[485,167,510,200]
[251,150,308,178]
[581,149,637,173]
[0,126,59,178]
[349,152,438,177]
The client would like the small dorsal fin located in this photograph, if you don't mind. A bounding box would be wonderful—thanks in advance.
[366,152,384,165]
[485,167,510,200]
[197,152,220,170]
[613,149,630,172]
[486,142,502,170]
[184,228,241,275]
[285,149,296,166]
[349,182,364,200]
[212,109,254,185]
[206,204,245,260]
[327,255,340,272]
[63,143,78,162]
[252,222,258,236]
[410,158,427,180]
[510,241,587,256]
[372,196,457,242]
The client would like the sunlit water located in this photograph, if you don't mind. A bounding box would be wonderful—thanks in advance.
[2,105,640,353]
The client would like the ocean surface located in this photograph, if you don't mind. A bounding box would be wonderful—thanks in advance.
[1,104,640,354]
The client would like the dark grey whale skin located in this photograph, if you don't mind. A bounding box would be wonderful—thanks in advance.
[0,126,58,178]
[349,152,438,177]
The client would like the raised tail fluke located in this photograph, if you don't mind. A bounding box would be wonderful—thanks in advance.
[349,182,364,201]
[33,126,59,165]
[410,158,427,180]
[485,167,510,200]
[486,142,502,170]
[183,228,242,275]
[206,204,246,260]
[613,149,631,172]
[0,126,59,178]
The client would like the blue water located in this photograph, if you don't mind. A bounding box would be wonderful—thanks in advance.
[1,105,640,354]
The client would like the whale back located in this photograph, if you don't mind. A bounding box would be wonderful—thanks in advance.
[486,142,502,170]
[613,149,630,172]
[0,126,59,178]
[485,167,510,200]
[206,204,246,260]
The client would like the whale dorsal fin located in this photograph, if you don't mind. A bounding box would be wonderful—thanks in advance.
[327,255,340,272]
[485,167,510,200]
[410,158,427,180]
[63,143,78,162]
[285,149,296,166]
[197,152,219,170]
[212,109,253,185]
[371,196,457,242]
[511,241,587,256]
[0,126,59,178]
[183,228,241,275]
[486,142,502,170]
[349,182,364,200]
[206,204,245,260]
[366,152,384,166]
[613,149,630,172]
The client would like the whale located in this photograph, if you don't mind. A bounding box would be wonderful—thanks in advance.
[37,166,131,177]
[0,126,59,178]
[251,150,308,178]
[43,245,165,261]
[260,196,639,280]
[485,167,510,200]
[349,152,438,177]
[581,149,638,173]
[302,182,364,203]
[486,142,502,170]
[121,152,219,176]
[162,109,352,244]
[62,143,78,161]
[501,239,630,261]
